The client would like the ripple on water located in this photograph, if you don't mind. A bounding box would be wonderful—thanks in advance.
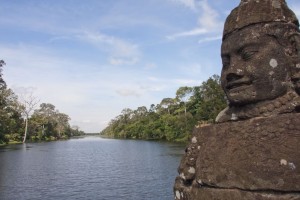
[0,136,185,200]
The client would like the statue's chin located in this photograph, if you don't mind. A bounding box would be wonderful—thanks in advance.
[226,85,256,106]
[228,99,255,106]
[228,95,279,106]
[226,83,289,106]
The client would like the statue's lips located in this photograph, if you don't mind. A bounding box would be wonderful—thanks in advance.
[226,80,252,91]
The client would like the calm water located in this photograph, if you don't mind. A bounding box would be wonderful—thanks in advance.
[0,136,185,200]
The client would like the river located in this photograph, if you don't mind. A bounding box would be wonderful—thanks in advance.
[0,136,185,200]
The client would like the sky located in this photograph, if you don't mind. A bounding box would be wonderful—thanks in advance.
[1,0,300,133]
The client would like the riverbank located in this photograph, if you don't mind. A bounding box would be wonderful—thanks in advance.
[99,134,189,144]
[0,135,86,146]
[0,140,22,146]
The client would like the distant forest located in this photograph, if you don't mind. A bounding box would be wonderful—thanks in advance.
[1,58,227,144]
[101,74,227,142]
[0,60,84,145]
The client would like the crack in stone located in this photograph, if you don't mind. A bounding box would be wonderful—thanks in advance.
[199,183,300,196]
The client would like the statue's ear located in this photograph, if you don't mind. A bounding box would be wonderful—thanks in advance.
[289,33,300,57]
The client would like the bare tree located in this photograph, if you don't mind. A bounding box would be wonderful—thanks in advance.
[17,88,39,143]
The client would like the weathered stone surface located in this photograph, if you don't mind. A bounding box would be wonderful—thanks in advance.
[223,0,299,39]
[218,0,300,121]
[174,0,300,199]
[173,185,300,200]
[174,113,300,199]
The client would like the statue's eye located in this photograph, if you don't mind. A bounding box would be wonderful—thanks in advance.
[241,50,257,61]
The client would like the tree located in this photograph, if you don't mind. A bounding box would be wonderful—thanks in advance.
[0,88,23,143]
[70,125,84,136]
[101,75,226,142]
[0,60,82,143]
[135,106,148,117]
[18,89,39,143]
[32,103,73,139]
[0,60,23,144]
[0,60,7,143]
[196,75,227,122]
[121,108,133,124]
[0,60,6,88]
[160,98,175,114]
[149,104,156,113]
[54,112,70,138]
[175,86,193,134]
[175,86,193,116]
[32,103,56,136]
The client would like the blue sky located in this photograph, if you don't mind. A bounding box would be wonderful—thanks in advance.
[1,0,299,133]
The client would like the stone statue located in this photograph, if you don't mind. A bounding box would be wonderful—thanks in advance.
[216,0,300,123]
[174,0,300,199]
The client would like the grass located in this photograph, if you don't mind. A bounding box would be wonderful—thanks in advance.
[8,140,23,145]
[0,140,22,146]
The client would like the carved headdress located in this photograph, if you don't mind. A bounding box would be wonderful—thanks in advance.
[223,0,299,40]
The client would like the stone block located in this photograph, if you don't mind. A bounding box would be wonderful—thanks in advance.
[174,113,300,199]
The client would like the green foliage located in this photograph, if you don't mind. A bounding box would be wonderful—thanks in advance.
[101,75,227,142]
[0,60,85,144]
[0,60,6,88]
[191,75,227,123]
[0,87,23,144]
[27,103,84,141]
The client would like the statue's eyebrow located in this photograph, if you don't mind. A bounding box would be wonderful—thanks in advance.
[221,39,260,58]
[236,42,259,54]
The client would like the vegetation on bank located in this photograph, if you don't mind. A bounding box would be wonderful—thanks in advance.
[100,75,227,142]
[0,60,85,145]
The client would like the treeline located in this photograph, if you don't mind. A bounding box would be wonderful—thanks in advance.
[101,75,227,142]
[0,60,85,144]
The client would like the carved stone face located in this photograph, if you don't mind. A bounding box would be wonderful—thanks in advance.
[221,26,290,106]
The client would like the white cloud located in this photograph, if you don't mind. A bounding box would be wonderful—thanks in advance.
[1,43,207,131]
[116,88,141,97]
[170,0,197,10]
[148,76,199,88]
[198,35,222,43]
[173,79,199,85]
[77,31,140,66]
[48,36,72,43]
[109,57,139,66]
[167,0,223,40]
[197,0,221,30]
[167,28,208,40]
[144,63,157,70]
[180,63,203,75]
[139,84,167,92]
[147,76,159,81]
[115,82,167,97]
[0,0,230,132]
